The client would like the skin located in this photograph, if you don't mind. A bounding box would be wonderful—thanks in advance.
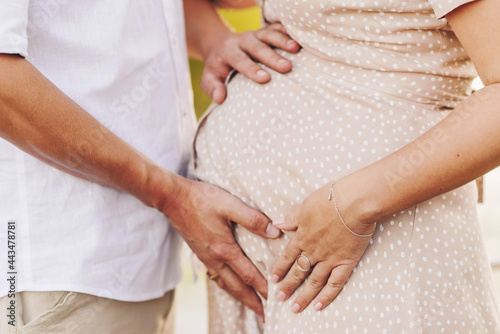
[0,1,298,322]
[184,0,301,104]
[182,0,300,319]
[269,0,500,314]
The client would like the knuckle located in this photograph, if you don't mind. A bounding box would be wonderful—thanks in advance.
[221,37,236,49]
[290,269,304,281]
[216,279,227,290]
[307,276,324,290]
[294,295,310,307]
[280,284,293,296]
[231,52,249,65]
[320,289,337,303]
[286,213,297,227]
[281,250,295,264]
[241,31,255,40]
[327,279,344,290]
[245,213,263,232]
[209,243,231,261]
[253,40,271,51]
[239,272,256,286]
[229,284,244,296]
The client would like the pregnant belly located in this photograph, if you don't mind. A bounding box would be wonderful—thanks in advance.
[193,54,449,215]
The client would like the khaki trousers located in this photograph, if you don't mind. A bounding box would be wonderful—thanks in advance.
[0,290,175,334]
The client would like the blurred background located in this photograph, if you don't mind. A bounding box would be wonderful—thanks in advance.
[174,6,500,333]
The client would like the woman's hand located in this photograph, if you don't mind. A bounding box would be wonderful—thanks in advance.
[200,23,301,104]
[270,181,376,313]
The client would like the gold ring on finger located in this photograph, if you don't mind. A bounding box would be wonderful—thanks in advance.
[207,272,220,281]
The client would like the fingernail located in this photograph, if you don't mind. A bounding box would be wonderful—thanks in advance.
[291,303,301,313]
[287,40,297,46]
[314,302,323,311]
[257,70,268,77]
[271,274,280,283]
[266,222,280,238]
[276,291,286,302]
[273,216,285,228]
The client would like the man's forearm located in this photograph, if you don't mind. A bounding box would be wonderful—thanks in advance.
[0,54,182,210]
[183,0,232,60]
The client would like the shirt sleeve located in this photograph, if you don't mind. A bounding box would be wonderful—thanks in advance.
[428,0,481,19]
[0,1,30,57]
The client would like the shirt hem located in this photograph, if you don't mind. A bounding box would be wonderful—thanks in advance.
[0,277,181,302]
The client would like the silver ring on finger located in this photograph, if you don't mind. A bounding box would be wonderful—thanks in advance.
[296,254,312,272]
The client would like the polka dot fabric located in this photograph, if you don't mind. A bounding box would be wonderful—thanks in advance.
[192,0,500,332]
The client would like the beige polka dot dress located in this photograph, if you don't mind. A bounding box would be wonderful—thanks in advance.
[192,0,500,332]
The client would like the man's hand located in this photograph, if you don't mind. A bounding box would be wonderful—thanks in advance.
[183,0,300,103]
[200,23,301,104]
[160,177,281,321]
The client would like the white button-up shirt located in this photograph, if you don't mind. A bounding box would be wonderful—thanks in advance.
[0,0,196,301]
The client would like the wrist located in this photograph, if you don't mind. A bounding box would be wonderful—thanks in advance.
[333,176,381,227]
[199,28,234,61]
[134,162,191,215]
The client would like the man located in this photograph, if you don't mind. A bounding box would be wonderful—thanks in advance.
[0,0,298,332]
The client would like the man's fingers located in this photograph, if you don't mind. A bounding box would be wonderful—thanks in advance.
[227,198,279,239]
[225,245,269,299]
[217,36,272,83]
[239,33,292,74]
[290,262,331,313]
[200,68,228,103]
[265,22,291,35]
[312,264,354,311]
[200,23,300,102]
[216,265,265,321]
[256,27,301,55]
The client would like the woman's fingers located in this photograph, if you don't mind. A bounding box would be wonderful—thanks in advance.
[312,264,356,311]
[273,253,314,304]
[272,212,299,231]
[271,236,302,283]
[289,262,331,313]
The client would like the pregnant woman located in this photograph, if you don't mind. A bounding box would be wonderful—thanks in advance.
[193,0,500,332]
